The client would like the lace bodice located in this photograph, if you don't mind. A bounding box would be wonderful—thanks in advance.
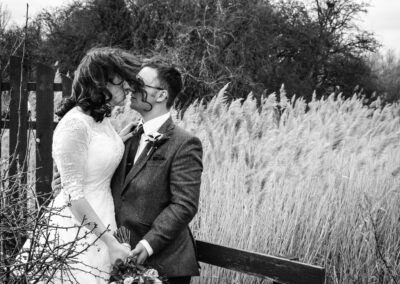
[53,107,124,201]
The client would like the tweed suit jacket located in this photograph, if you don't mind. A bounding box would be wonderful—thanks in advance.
[111,117,203,278]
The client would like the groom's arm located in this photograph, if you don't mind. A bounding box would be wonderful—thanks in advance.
[143,135,203,255]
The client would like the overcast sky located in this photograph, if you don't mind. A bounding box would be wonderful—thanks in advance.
[2,0,400,56]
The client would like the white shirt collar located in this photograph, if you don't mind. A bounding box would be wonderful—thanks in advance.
[142,112,170,135]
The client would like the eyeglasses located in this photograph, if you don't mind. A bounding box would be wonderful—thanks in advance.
[144,84,164,91]
[136,76,164,91]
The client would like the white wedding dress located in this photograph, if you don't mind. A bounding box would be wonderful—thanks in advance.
[20,107,124,283]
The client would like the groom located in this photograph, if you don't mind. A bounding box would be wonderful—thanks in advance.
[111,63,203,284]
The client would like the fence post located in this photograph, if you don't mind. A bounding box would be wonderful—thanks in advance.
[61,73,72,98]
[9,56,28,182]
[0,70,2,162]
[35,63,55,206]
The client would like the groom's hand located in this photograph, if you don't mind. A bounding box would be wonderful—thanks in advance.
[130,242,149,264]
[51,164,62,196]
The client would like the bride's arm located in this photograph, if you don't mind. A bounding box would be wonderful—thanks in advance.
[54,118,130,262]
[68,198,129,261]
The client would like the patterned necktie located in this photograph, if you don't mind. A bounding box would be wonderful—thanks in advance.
[126,123,144,176]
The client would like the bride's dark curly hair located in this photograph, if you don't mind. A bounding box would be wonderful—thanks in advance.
[56,47,144,122]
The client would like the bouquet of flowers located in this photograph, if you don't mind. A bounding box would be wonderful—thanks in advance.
[110,227,164,284]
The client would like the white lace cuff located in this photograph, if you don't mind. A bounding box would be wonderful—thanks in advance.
[62,179,85,201]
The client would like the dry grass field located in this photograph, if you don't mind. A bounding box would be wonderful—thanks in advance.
[196,95,400,284]
[1,89,399,283]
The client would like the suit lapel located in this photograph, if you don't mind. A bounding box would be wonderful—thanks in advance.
[123,143,152,189]
[116,123,141,180]
[122,117,175,193]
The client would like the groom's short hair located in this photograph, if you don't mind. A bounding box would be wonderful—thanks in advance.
[141,62,182,109]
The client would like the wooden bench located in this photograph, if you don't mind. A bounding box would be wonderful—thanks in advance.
[196,241,325,284]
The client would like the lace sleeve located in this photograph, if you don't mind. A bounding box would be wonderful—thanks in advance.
[53,117,90,201]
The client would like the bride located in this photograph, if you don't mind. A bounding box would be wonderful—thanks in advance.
[21,47,143,283]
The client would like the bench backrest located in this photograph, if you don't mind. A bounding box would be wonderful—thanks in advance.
[196,240,325,284]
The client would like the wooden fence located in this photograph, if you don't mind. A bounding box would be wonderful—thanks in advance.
[1,56,72,205]
[0,56,325,284]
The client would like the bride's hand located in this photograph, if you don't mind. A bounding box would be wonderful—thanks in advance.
[119,122,136,142]
[108,241,131,264]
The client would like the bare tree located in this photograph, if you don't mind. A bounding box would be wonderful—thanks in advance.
[1,172,110,283]
[0,2,10,33]
[368,50,400,102]
[310,0,378,88]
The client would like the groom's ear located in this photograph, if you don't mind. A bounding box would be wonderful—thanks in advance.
[156,90,168,103]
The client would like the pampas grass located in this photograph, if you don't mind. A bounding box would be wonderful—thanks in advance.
[176,91,400,284]
[2,88,399,283]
